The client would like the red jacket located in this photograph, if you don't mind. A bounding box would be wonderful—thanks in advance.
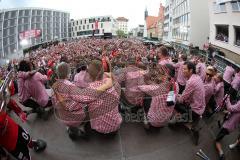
[0,112,18,151]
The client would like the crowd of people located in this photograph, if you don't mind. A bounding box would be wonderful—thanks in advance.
[0,38,240,160]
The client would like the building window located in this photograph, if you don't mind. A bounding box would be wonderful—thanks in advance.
[215,25,229,43]
[79,26,81,30]
[234,26,240,46]
[84,19,86,24]
[101,23,103,28]
[214,2,226,13]
[92,24,94,29]
[83,25,85,30]
[87,25,89,29]
[80,20,82,24]
[231,1,240,11]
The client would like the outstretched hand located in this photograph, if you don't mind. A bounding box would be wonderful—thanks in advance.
[19,112,27,123]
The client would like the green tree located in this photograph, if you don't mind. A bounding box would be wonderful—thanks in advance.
[116,29,126,38]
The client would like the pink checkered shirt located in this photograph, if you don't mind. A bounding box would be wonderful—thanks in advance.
[196,62,206,81]
[87,79,122,134]
[73,71,91,88]
[223,99,240,132]
[117,66,145,106]
[204,80,215,105]
[175,61,187,86]
[177,74,206,115]
[52,79,105,126]
[138,82,179,127]
[18,72,49,107]
[231,72,240,91]
[17,72,31,103]
[223,66,235,84]
[214,82,224,107]
[158,59,173,65]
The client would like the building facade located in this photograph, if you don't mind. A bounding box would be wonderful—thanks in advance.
[209,0,240,62]
[157,4,165,41]
[116,17,128,34]
[70,16,118,38]
[163,0,173,43]
[144,3,165,40]
[0,8,69,58]
[163,0,209,50]
[130,25,144,38]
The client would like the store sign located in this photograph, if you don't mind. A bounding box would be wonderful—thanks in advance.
[19,29,41,40]
[216,0,236,4]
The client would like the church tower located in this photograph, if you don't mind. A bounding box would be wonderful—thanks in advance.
[144,7,148,20]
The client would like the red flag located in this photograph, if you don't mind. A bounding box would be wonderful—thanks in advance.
[95,20,99,30]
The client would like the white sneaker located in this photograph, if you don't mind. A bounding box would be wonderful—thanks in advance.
[229,143,238,149]
[143,114,150,129]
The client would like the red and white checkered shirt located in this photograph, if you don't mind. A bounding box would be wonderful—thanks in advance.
[87,79,122,134]
[52,79,101,126]
[223,66,235,84]
[175,61,187,86]
[117,66,145,106]
[158,59,173,66]
[196,62,206,82]
[177,74,206,116]
[204,80,215,105]
[214,82,224,107]
[139,82,179,127]
[223,99,240,132]
[73,71,91,88]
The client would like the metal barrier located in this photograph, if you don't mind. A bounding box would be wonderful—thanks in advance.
[0,70,14,112]
[193,49,240,74]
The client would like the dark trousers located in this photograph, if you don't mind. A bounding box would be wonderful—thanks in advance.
[229,87,238,103]
[22,99,40,110]
[178,83,186,95]
[207,95,217,111]
[23,98,52,109]
[215,128,229,142]
[223,81,231,95]
[143,94,152,114]
[174,103,200,129]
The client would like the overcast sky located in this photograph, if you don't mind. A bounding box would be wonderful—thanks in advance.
[0,0,165,29]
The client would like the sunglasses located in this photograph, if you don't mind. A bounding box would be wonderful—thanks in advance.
[206,73,213,77]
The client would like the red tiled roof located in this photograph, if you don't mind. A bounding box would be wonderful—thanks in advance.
[146,16,158,29]
[116,17,129,22]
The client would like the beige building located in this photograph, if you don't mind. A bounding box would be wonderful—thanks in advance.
[145,3,164,40]
[116,17,128,34]
[70,16,118,38]
[209,0,240,62]
[157,3,165,41]
[147,21,158,39]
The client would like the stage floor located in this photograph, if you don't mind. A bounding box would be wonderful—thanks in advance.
[10,95,240,160]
